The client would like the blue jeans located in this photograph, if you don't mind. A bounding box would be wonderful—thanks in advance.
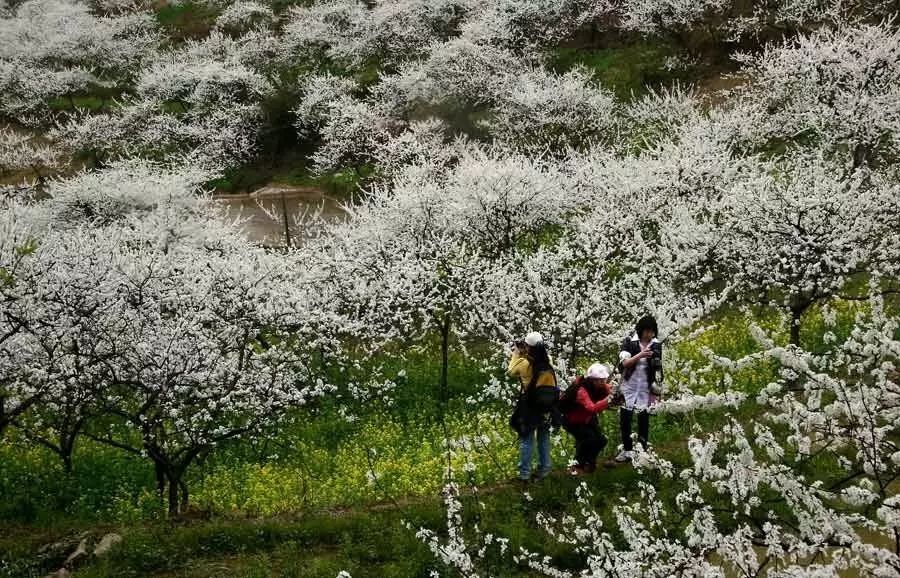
[518,423,551,480]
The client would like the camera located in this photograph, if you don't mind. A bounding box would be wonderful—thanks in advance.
[513,340,526,350]
[650,348,662,371]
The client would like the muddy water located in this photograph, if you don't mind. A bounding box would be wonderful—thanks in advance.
[214,185,348,247]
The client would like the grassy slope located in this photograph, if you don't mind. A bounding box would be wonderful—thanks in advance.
[2,302,875,577]
[0,462,669,577]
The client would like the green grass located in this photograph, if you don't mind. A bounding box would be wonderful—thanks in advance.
[0,337,736,532]
[47,95,112,112]
[0,303,890,577]
[0,512,435,577]
[549,43,691,100]
[155,1,220,41]
[209,151,375,199]
[275,164,376,198]
[1,467,655,577]
[0,307,852,525]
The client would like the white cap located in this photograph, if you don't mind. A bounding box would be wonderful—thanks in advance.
[585,363,609,380]
[524,331,544,346]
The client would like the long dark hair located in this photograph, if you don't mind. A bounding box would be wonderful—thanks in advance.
[527,343,553,389]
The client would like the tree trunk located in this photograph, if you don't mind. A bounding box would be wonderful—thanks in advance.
[280,191,292,247]
[789,306,803,347]
[155,460,166,498]
[439,315,452,483]
[568,327,579,371]
[167,473,180,516]
[440,316,450,400]
[852,142,870,170]
[165,468,190,517]
[0,402,8,437]
[58,424,81,474]
[179,479,189,511]
[786,303,810,391]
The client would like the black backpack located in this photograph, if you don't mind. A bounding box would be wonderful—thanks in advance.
[527,370,559,412]
[558,379,584,414]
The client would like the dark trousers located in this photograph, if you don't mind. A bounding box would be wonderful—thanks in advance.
[564,420,607,467]
[619,408,649,451]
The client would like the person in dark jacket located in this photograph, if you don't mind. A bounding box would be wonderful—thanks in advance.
[615,316,663,462]
[562,363,614,475]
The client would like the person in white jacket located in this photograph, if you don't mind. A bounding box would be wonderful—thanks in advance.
[614,316,662,462]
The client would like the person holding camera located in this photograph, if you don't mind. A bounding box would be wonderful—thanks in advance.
[507,331,558,482]
[614,316,663,463]
[559,363,617,475]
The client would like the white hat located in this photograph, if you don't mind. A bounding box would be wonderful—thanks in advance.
[524,331,544,346]
[585,363,609,380]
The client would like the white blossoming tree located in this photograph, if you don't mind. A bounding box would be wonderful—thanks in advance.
[728,23,900,170]
[678,150,900,346]
[0,0,158,122]
[0,127,63,184]
[301,151,566,383]
[295,37,620,173]
[281,0,465,69]
[0,161,353,513]
[0,202,46,436]
[51,30,274,171]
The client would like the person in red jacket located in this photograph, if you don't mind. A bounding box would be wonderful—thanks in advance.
[562,363,615,475]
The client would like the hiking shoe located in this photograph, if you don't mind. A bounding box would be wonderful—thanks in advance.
[614,451,633,463]
[568,465,585,476]
[531,469,551,481]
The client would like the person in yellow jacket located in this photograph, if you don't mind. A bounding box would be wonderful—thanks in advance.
[507,331,558,482]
